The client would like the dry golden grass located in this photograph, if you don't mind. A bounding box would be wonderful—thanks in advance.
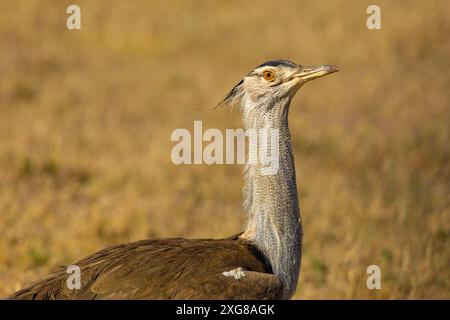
[0,0,449,299]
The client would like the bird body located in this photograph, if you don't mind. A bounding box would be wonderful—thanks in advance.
[9,234,283,300]
[8,60,338,300]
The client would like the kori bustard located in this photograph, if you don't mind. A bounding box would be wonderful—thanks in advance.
[9,60,338,300]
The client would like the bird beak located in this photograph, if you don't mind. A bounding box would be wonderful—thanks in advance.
[292,64,339,82]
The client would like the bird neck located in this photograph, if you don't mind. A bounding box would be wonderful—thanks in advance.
[240,96,302,300]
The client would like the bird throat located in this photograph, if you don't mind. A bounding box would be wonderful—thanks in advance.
[240,96,302,300]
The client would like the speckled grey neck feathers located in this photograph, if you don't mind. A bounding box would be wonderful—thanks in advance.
[241,94,302,300]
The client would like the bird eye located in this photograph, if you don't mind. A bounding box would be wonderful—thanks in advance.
[263,70,275,81]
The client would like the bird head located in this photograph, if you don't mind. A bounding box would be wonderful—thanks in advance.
[217,60,339,127]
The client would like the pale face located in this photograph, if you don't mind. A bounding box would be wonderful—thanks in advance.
[242,62,304,103]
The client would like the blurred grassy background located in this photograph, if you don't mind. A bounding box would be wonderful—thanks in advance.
[0,0,449,299]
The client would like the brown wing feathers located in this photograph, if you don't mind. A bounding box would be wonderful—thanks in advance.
[8,236,283,300]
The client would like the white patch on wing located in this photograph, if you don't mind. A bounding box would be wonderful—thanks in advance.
[222,267,246,280]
